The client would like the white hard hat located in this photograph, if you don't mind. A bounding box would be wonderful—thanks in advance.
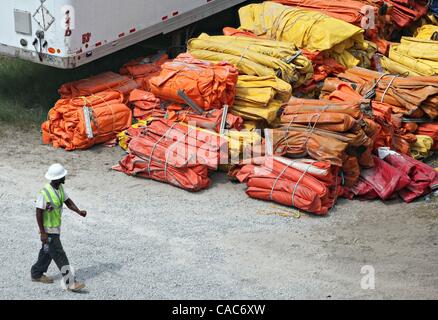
[45,164,68,181]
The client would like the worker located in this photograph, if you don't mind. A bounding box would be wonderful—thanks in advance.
[31,164,87,292]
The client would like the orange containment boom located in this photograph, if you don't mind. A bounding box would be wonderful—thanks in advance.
[41,91,132,151]
[149,53,238,111]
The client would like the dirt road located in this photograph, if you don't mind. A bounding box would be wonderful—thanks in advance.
[0,124,437,299]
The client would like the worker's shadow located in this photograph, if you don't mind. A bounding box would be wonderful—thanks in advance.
[76,262,123,280]
[52,262,123,294]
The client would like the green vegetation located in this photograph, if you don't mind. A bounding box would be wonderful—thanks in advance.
[0,42,157,126]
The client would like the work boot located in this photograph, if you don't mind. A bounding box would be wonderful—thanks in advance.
[32,275,54,284]
[67,281,86,292]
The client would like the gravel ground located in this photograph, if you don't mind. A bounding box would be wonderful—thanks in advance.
[0,125,437,300]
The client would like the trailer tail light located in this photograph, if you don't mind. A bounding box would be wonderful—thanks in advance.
[82,32,91,44]
[48,47,56,54]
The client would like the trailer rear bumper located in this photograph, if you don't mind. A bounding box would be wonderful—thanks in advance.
[0,43,75,68]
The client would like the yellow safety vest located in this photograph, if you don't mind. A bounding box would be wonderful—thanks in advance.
[40,184,65,233]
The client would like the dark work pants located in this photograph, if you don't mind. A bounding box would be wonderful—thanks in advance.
[31,234,71,282]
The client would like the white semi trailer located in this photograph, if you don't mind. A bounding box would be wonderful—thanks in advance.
[0,0,247,69]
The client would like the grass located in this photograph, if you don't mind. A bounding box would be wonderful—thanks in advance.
[0,42,158,127]
[0,3,243,127]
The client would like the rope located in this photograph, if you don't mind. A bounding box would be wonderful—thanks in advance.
[237,44,253,67]
[269,161,295,201]
[147,123,177,175]
[303,115,320,155]
[363,73,399,100]
[284,114,298,150]
[291,165,311,208]
[285,113,321,156]
[380,75,399,103]
[268,160,312,209]
[363,73,387,99]
[163,127,194,180]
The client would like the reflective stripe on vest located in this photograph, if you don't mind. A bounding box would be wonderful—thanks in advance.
[41,184,65,229]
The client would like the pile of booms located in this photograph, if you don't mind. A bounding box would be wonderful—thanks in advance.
[381,25,438,77]
[113,119,227,192]
[269,97,375,188]
[343,148,438,203]
[237,2,376,69]
[149,53,238,111]
[235,157,340,215]
[114,54,254,191]
[58,72,138,100]
[41,91,133,151]
[273,0,430,54]
[128,89,244,132]
[41,0,438,215]
[218,26,347,99]
[187,33,313,87]
[321,67,438,157]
